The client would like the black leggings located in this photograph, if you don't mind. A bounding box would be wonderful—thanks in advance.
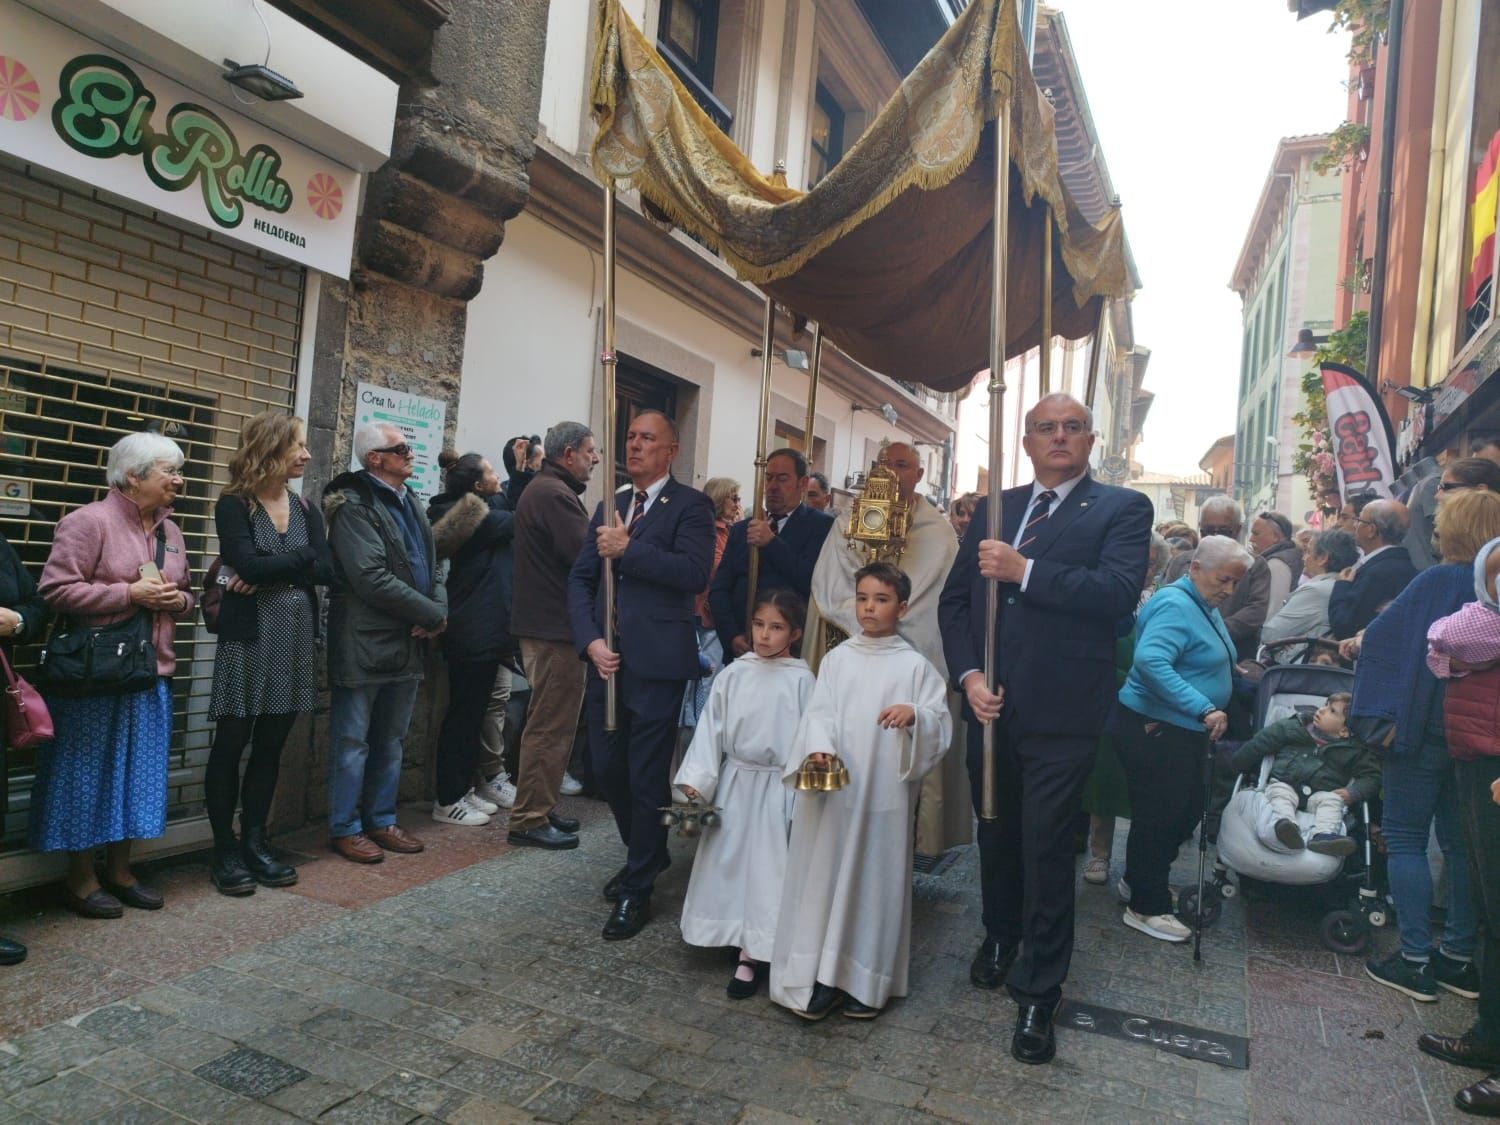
[206,712,299,847]
[436,658,504,806]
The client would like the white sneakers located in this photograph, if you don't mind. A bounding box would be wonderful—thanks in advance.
[474,772,517,809]
[432,799,490,827]
[560,771,583,797]
[464,789,499,816]
[1123,908,1191,943]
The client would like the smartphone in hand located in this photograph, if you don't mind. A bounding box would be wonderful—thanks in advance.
[139,561,163,582]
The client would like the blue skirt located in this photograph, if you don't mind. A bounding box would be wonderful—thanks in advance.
[29,679,172,852]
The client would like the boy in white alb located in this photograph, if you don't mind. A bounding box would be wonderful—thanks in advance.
[770,563,951,1020]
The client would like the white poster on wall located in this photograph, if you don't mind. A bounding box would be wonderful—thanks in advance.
[351,383,447,500]
[0,0,361,276]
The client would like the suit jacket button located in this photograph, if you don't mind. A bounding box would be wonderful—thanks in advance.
[1006,596,1016,605]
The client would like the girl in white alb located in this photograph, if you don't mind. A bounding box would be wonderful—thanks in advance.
[675,589,815,999]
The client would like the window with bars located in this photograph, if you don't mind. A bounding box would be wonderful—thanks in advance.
[0,156,304,851]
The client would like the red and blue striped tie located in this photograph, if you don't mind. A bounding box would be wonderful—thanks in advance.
[1017,490,1057,554]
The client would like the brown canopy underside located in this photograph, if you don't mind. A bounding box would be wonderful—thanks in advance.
[590,0,1131,394]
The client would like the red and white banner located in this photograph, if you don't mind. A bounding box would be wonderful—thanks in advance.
[1320,362,1398,500]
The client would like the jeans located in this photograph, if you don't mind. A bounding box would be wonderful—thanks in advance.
[1382,735,1476,959]
[328,680,420,839]
[1456,758,1500,1034]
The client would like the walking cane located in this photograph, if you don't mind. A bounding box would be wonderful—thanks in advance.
[1193,731,1216,963]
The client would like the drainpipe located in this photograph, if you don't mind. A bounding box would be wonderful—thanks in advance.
[1364,0,1406,386]
[1408,0,1457,391]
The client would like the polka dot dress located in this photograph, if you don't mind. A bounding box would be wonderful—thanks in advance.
[209,494,318,720]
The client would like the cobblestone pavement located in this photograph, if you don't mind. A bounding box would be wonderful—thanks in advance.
[0,800,1483,1123]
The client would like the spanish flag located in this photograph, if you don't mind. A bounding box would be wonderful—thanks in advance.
[1467,129,1500,309]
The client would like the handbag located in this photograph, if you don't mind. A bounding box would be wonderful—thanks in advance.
[201,493,310,633]
[0,646,53,748]
[38,527,165,698]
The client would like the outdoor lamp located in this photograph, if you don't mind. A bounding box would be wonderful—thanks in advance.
[222,60,303,102]
[1287,328,1327,359]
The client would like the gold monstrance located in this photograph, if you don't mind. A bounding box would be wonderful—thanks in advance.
[845,446,910,565]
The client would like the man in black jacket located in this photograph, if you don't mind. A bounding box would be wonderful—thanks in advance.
[708,448,833,660]
[1328,498,1417,639]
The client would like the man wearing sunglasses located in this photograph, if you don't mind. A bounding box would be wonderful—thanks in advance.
[1160,496,1271,661]
[323,423,448,865]
[1328,498,1417,640]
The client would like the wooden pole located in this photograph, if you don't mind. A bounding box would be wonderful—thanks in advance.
[1039,211,1053,396]
[745,297,775,630]
[600,184,619,731]
[803,324,824,469]
[981,103,1012,823]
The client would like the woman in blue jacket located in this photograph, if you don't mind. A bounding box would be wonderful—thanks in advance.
[1115,535,1252,943]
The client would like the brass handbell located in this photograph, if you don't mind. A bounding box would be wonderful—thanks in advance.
[795,754,850,792]
[658,800,721,838]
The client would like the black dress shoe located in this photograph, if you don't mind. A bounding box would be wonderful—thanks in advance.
[62,888,123,919]
[210,848,257,897]
[602,896,650,941]
[842,998,882,1019]
[548,812,581,834]
[508,823,579,850]
[1012,1004,1057,1065]
[1424,1032,1500,1071]
[970,937,1018,990]
[726,959,764,1000]
[603,865,627,902]
[794,982,845,1021]
[0,936,26,966]
[1456,1075,1500,1117]
[242,827,298,887]
[101,880,163,910]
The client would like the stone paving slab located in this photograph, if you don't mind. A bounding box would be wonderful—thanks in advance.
[0,799,1479,1122]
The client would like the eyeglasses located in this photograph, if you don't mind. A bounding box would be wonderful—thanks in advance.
[1027,420,1089,436]
[1436,480,1473,493]
[372,443,412,458]
[1199,525,1239,538]
[1350,515,1373,527]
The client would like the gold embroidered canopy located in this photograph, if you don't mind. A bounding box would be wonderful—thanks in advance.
[589,0,1132,394]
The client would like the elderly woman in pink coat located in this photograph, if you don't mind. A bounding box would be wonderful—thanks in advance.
[34,432,195,918]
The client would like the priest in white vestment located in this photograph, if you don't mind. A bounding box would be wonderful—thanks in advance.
[804,443,969,854]
[674,651,815,964]
[770,628,951,1016]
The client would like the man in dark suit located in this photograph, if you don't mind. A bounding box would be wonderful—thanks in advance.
[938,393,1153,1066]
[1328,498,1417,639]
[708,447,834,659]
[567,410,715,940]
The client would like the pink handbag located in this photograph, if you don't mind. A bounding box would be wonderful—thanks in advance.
[1,646,53,749]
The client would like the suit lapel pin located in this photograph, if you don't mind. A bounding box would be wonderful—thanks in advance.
[659,496,669,504]
[1080,501,1089,508]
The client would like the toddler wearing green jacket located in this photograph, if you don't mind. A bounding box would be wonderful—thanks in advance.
[1227,693,1380,857]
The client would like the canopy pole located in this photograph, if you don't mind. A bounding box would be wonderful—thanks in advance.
[1084,298,1109,411]
[981,102,1012,824]
[803,324,824,471]
[746,297,776,630]
[600,183,619,732]
[1039,210,1052,396]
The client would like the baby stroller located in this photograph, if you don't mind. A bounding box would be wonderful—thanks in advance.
[1191,657,1388,954]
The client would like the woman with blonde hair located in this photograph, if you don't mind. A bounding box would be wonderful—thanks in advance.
[35,432,195,916]
[205,412,333,895]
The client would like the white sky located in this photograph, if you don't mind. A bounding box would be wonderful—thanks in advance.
[1054,1,1355,477]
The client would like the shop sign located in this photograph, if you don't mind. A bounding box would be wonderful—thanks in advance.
[0,0,359,277]
[0,478,29,516]
[351,383,447,500]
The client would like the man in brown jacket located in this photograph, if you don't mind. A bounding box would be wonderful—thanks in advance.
[508,421,599,848]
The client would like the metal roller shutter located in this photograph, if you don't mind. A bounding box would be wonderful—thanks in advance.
[0,154,305,855]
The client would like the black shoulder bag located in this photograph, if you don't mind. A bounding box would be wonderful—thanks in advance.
[39,526,166,698]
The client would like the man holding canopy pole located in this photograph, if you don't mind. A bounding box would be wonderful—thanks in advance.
[939,392,1152,1064]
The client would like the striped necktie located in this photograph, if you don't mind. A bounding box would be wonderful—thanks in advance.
[1017,489,1057,554]
[627,489,649,535]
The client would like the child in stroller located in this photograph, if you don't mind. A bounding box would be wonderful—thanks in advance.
[1226,692,1380,857]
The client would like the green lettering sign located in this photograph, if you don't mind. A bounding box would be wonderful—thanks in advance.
[51,55,293,230]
